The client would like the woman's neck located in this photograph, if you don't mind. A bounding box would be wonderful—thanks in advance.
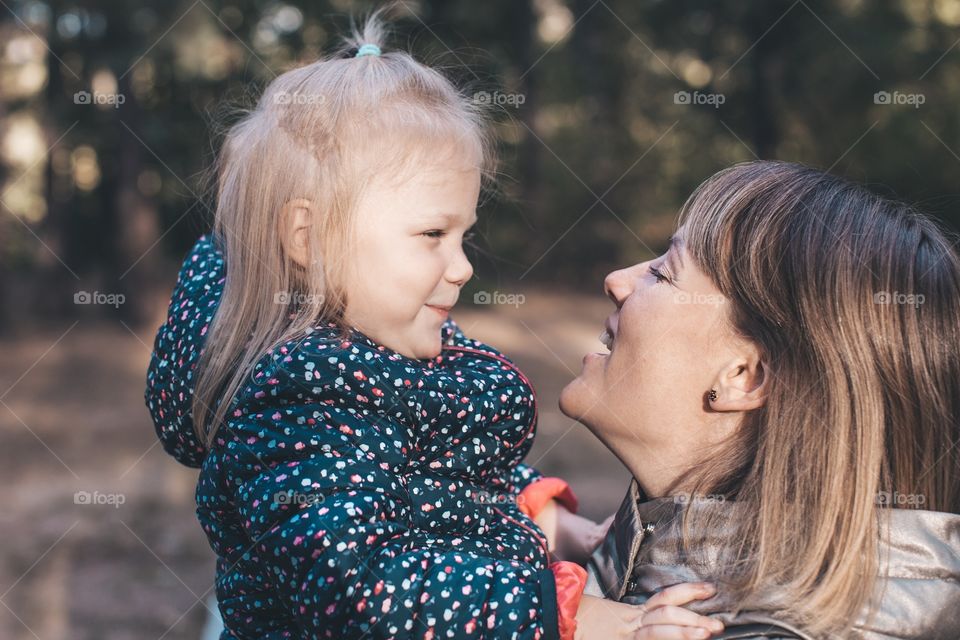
[603,435,687,498]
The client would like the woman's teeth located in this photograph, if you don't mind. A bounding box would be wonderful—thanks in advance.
[599,330,613,351]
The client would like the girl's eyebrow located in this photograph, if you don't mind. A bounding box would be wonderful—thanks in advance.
[416,212,477,226]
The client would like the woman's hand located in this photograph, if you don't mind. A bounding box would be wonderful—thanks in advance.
[534,499,614,564]
[575,583,724,639]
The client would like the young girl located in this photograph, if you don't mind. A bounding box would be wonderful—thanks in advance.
[145,13,721,640]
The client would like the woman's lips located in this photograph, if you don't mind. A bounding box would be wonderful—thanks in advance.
[586,315,616,364]
[599,329,613,351]
[599,316,616,351]
[583,351,607,364]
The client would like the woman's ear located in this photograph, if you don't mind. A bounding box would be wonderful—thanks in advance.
[280,198,313,268]
[709,350,768,412]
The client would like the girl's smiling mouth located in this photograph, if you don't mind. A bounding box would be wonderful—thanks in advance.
[426,303,453,318]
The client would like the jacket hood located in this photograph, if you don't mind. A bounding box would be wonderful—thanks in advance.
[145,234,224,468]
[586,479,960,639]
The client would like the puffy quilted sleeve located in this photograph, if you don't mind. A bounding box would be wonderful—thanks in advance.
[145,234,224,467]
[439,318,579,518]
[505,462,547,495]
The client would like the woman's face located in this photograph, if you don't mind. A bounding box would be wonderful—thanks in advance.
[560,228,760,493]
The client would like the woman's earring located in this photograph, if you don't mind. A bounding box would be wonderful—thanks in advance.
[708,389,717,402]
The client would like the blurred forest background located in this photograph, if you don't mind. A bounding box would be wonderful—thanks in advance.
[4,0,960,326]
[3,0,960,637]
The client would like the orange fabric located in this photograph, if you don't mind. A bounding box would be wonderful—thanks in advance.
[518,477,579,519]
[551,561,587,640]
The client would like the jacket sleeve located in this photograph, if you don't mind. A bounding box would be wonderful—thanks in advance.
[145,234,224,468]
[505,462,546,495]
[223,402,566,640]
[439,319,579,518]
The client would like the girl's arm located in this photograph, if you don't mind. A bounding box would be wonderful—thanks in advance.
[145,233,224,468]
[506,465,603,565]
[437,319,581,535]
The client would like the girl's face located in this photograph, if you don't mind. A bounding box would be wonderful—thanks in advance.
[343,161,479,359]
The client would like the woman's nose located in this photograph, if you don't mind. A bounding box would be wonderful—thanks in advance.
[604,266,635,307]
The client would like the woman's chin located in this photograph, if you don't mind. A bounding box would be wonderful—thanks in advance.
[559,376,590,421]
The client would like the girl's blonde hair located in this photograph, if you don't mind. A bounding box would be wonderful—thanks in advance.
[192,9,495,445]
[674,160,960,636]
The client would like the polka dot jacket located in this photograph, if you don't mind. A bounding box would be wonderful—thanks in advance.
[145,235,584,639]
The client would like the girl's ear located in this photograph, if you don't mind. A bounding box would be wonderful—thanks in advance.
[280,198,313,268]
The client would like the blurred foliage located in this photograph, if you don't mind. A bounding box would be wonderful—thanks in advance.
[2,0,960,326]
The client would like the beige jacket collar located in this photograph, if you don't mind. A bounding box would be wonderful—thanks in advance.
[585,479,960,639]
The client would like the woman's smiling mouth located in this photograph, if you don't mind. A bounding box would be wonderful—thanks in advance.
[599,329,613,351]
[599,315,616,351]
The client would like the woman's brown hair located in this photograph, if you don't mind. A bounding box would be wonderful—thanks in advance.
[676,160,960,635]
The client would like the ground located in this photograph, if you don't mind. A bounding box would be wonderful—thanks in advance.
[0,288,631,639]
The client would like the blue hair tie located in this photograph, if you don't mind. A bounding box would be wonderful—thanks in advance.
[355,44,381,58]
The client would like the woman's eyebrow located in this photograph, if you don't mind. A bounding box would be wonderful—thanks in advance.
[667,235,684,269]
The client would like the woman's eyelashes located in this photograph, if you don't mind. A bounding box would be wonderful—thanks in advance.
[648,264,670,284]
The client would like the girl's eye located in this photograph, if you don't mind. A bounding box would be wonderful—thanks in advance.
[422,230,445,239]
[648,265,669,284]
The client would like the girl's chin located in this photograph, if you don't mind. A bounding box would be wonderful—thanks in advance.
[409,335,442,360]
[370,322,442,360]
[417,347,442,360]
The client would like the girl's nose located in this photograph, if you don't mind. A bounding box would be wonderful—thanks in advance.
[604,265,637,307]
[446,245,474,286]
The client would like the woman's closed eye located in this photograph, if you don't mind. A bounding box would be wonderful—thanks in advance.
[648,265,670,284]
